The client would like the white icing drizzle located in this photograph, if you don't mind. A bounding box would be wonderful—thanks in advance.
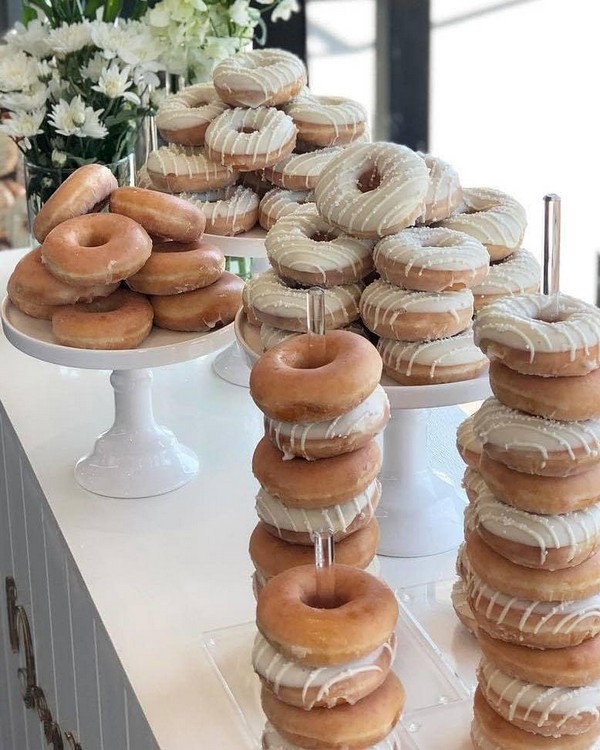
[315,142,430,236]
[244,269,363,328]
[284,93,367,135]
[473,484,600,562]
[212,48,307,108]
[146,144,234,180]
[255,479,379,535]
[259,320,365,351]
[471,248,541,297]
[265,385,390,459]
[414,153,462,224]
[473,292,600,360]
[261,722,401,750]
[265,204,373,282]
[374,227,488,277]
[457,415,483,458]
[438,187,527,250]
[473,397,600,461]
[478,658,600,727]
[156,83,229,132]
[205,107,296,165]
[259,188,314,229]
[463,468,487,500]
[451,578,476,628]
[264,147,342,189]
[182,185,259,232]
[377,328,486,377]
[252,632,395,710]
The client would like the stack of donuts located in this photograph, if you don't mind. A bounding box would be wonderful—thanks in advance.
[453,291,600,748]
[143,47,369,236]
[6,163,243,348]
[248,328,404,749]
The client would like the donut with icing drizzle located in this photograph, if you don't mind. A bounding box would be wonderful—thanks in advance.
[145,144,237,192]
[258,187,314,231]
[263,147,342,191]
[155,82,229,146]
[283,92,368,147]
[472,247,540,311]
[414,153,462,225]
[457,415,484,469]
[182,185,259,236]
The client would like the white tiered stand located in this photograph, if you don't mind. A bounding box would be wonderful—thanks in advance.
[235,310,491,558]
[1,298,234,498]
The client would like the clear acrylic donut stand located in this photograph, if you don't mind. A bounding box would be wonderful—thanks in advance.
[1,298,234,498]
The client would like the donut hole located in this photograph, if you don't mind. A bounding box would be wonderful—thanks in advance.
[357,167,381,193]
[310,231,337,243]
[81,297,122,313]
[301,591,351,610]
[535,310,571,324]
[239,126,259,135]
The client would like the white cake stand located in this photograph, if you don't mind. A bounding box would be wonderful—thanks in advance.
[235,309,491,558]
[1,298,234,499]
[205,228,269,388]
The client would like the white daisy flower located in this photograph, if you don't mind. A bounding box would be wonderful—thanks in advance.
[5,19,52,58]
[0,82,48,112]
[92,63,140,104]
[79,108,108,139]
[0,108,45,139]
[271,0,300,22]
[0,51,41,92]
[48,22,93,56]
[89,21,126,60]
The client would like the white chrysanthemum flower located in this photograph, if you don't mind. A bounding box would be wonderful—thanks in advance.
[51,149,67,167]
[89,21,127,60]
[0,51,41,92]
[48,22,93,55]
[92,63,140,104]
[37,59,53,78]
[131,64,161,90]
[0,108,45,139]
[5,19,52,58]
[79,108,108,139]
[229,0,252,26]
[49,95,106,139]
[0,82,48,112]
[271,0,300,22]
[80,52,106,83]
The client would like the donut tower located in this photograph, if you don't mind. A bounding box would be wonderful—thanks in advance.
[452,220,600,746]
[248,310,404,749]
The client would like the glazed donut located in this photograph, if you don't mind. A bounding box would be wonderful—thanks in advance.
[378,328,487,385]
[283,93,367,147]
[467,532,600,603]
[183,186,259,236]
[257,564,398,666]
[249,519,379,585]
[414,153,462,225]
[478,629,600,688]
[452,578,477,634]
[41,213,151,286]
[457,415,483,469]
[478,658,600,737]
[473,397,600,477]
[360,279,474,341]
[145,145,237,192]
[258,188,314,232]
[479,452,600,515]
[253,436,381,506]
[373,227,489,292]
[255,478,380,544]
[471,686,600,750]
[472,483,600,570]
[253,630,395,710]
[250,329,382,422]
[264,385,390,460]
[265,205,374,287]
[205,107,296,171]
[463,467,487,504]
[315,142,429,239]
[155,83,229,145]
[489,361,600,422]
[438,187,527,261]
[261,673,404,750]
[261,723,401,750]
[263,148,342,191]
[212,48,307,108]
[244,269,363,332]
[474,293,600,376]
[472,248,540,311]
[150,271,243,332]
[109,186,205,242]
[7,248,118,319]
[126,239,224,296]
[259,321,366,351]
[32,163,118,243]
[52,289,153,350]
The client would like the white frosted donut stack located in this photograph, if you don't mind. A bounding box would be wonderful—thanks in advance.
[452,292,600,748]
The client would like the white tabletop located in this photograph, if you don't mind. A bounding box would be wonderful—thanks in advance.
[0,248,474,749]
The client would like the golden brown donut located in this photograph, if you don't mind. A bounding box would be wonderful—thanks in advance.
[32,164,118,242]
[261,672,405,750]
[41,213,152,287]
[471,686,600,750]
[457,414,483,469]
[250,330,382,423]
[479,452,600,514]
[477,629,600,688]
[252,436,381,507]
[150,271,243,332]
[126,239,224,296]
[109,186,205,242]
[490,360,600,422]
[257,564,398,667]
[52,289,153,349]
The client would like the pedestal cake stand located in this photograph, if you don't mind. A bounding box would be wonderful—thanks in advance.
[206,228,269,388]
[235,309,491,558]
[1,298,234,499]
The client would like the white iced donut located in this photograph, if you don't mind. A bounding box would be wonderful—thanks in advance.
[360,279,474,341]
[315,142,430,239]
[265,204,373,286]
[155,83,229,145]
[378,328,487,385]
[457,415,484,469]
[472,248,541,311]
[451,578,477,634]
[438,187,527,261]
[146,145,237,192]
[258,188,315,231]
[259,321,365,351]
[263,148,342,191]
[183,185,259,236]
[414,153,462,224]
[283,92,368,147]
[373,227,489,292]
[261,722,401,750]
